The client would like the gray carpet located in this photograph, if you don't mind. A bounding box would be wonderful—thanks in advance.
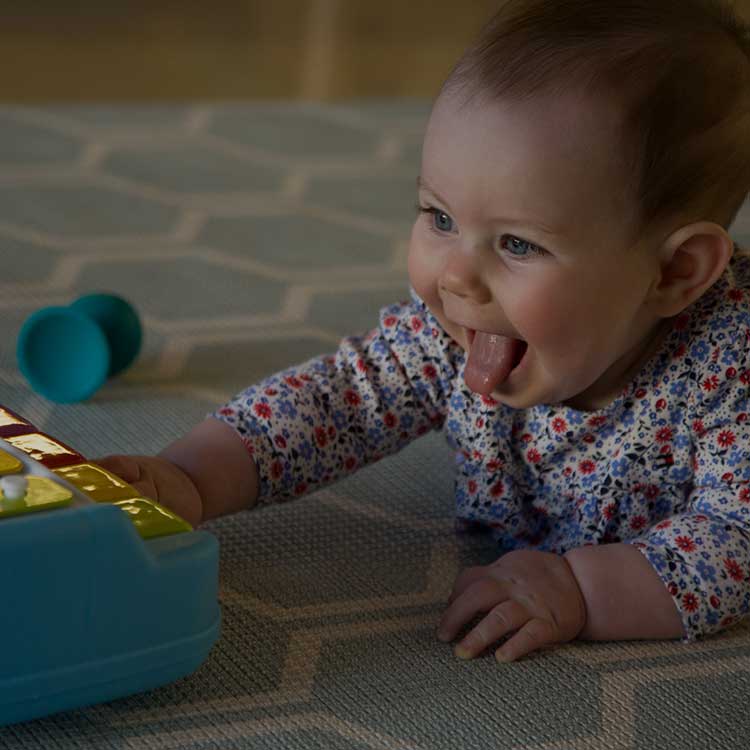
[0,102,749,749]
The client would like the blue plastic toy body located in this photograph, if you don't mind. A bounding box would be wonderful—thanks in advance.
[0,406,220,725]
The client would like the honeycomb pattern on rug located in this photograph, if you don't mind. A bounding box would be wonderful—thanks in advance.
[0,103,749,749]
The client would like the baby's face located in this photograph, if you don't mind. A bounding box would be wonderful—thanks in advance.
[408,90,668,411]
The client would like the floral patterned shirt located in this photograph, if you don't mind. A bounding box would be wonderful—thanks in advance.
[213,252,750,642]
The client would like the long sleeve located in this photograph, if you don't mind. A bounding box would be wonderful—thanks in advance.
[211,292,462,503]
[631,337,750,640]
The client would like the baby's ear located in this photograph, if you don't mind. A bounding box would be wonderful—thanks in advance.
[647,221,735,317]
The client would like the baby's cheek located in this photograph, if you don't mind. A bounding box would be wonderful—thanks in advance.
[407,232,441,308]
[512,281,587,355]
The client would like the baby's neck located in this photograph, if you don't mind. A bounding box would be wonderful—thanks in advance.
[563,318,672,412]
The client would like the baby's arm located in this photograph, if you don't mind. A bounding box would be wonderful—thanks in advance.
[563,543,684,640]
[437,543,683,662]
[97,417,258,526]
[99,292,455,524]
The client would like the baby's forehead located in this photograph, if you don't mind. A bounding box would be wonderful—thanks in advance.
[421,90,639,243]
[427,87,624,151]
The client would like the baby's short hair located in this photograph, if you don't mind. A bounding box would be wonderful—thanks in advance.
[443,0,750,242]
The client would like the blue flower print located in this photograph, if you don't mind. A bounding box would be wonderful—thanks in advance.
[690,340,710,361]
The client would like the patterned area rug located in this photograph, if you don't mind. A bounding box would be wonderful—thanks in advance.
[0,102,749,749]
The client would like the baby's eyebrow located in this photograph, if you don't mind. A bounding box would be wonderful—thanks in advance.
[416,175,563,238]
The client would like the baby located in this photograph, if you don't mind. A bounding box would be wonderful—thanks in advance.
[98,0,750,662]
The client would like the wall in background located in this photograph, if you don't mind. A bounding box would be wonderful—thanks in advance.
[2,0,748,102]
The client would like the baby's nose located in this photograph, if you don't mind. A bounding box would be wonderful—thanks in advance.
[439,251,491,304]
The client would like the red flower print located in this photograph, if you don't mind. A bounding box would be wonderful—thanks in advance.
[675,313,690,330]
[726,367,737,379]
[741,370,750,385]
[356,358,367,372]
[219,407,233,416]
[579,459,596,475]
[635,388,647,398]
[668,582,679,596]
[676,535,696,552]
[300,373,313,381]
[721,616,735,627]
[481,395,498,406]
[264,387,278,396]
[487,458,503,472]
[655,519,672,530]
[423,364,438,380]
[739,487,750,504]
[468,480,478,494]
[644,484,660,500]
[728,288,744,302]
[717,430,736,448]
[710,595,721,608]
[294,482,308,496]
[383,412,398,428]
[410,316,424,333]
[724,558,745,581]
[674,343,687,358]
[682,593,699,612]
[691,419,705,436]
[722,472,734,483]
[563,466,573,477]
[315,426,328,447]
[344,456,357,471]
[521,433,533,443]
[253,403,272,419]
[490,480,505,497]
[344,389,361,406]
[472,450,483,462]
[702,375,719,391]
[551,417,567,433]
[656,427,673,443]
[274,435,287,449]
[630,515,647,531]
[383,315,397,327]
[271,460,283,480]
[582,433,595,443]
[603,503,616,520]
[588,415,608,427]
[737,413,748,423]
[476,417,484,428]
[655,398,667,410]
[527,448,541,463]
[284,375,303,388]
[711,347,720,363]
[241,437,255,455]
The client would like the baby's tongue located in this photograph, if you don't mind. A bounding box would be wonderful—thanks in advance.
[464,331,522,395]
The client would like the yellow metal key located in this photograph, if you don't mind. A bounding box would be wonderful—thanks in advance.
[0,449,22,476]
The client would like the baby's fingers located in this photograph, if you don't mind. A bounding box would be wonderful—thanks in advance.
[92,455,157,501]
[454,599,530,660]
[438,578,510,643]
[93,455,140,484]
[446,565,491,605]
[495,617,557,662]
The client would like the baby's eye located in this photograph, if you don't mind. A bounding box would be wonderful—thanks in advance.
[432,210,455,233]
[417,205,456,234]
[498,235,545,258]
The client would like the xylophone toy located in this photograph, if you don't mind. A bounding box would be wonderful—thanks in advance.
[0,405,220,726]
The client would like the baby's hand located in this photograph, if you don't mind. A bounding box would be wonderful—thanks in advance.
[437,549,586,662]
[93,454,203,527]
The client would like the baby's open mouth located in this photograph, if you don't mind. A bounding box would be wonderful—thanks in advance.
[464,328,527,394]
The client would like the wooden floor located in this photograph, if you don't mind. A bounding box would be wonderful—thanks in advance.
[3,0,749,102]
